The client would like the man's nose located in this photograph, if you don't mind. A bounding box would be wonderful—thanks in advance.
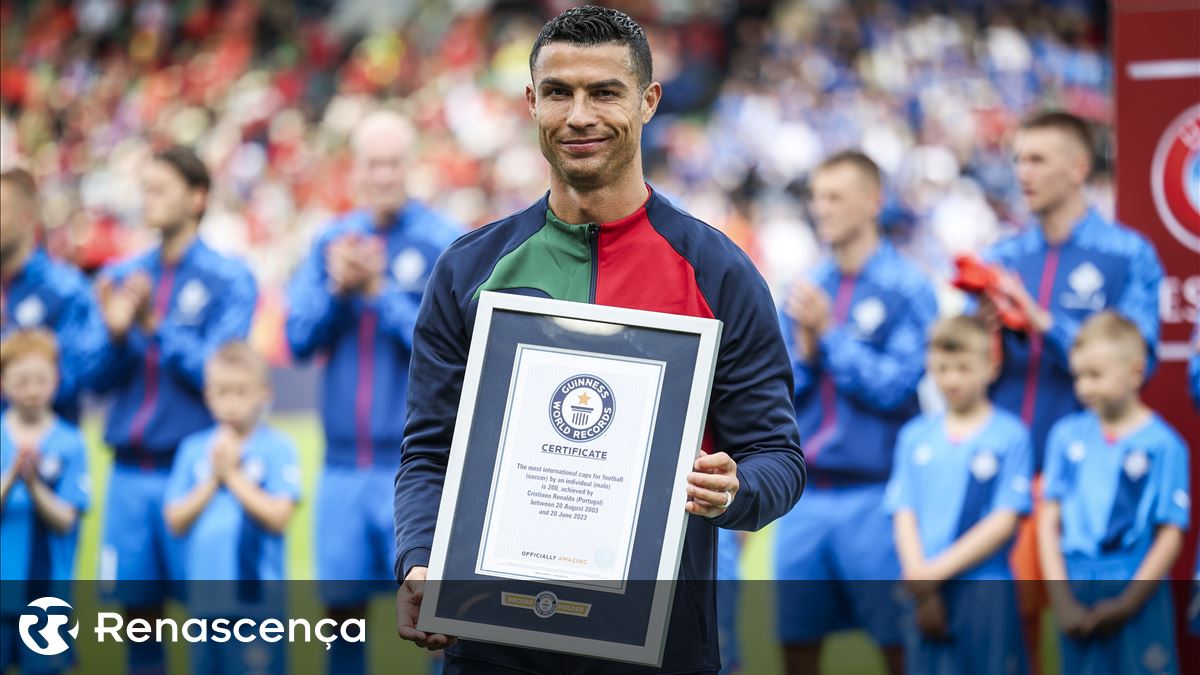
[566,92,599,129]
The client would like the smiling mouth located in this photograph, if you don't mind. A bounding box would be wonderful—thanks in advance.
[560,138,608,154]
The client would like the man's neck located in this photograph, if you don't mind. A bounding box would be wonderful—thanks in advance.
[1039,191,1089,245]
[0,236,35,282]
[832,224,881,275]
[372,202,406,230]
[160,222,199,264]
[945,398,992,431]
[547,169,649,225]
[5,406,51,432]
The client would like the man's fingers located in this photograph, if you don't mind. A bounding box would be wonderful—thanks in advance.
[686,471,735,491]
[686,484,730,507]
[693,452,736,474]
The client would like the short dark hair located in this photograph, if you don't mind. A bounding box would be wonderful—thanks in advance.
[154,145,211,195]
[1022,110,1093,160]
[929,315,991,358]
[530,5,652,89]
[813,150,882,191]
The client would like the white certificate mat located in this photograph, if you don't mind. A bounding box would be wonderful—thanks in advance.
[476,345,665,591]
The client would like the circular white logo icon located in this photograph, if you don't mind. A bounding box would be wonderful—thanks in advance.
[533,591,558,618]
[18,597,78,656]
[549,375,615,443]
[1150,103,1200,253]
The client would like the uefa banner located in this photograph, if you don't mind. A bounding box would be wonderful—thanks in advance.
[1113,1,1200,670]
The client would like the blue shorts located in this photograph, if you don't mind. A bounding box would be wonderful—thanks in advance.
[316,466,397,607]
[0,616,73,674]
[903,579,1028,675]
[774,483,904,645]
[716,529,741,674]
[1060,558,1180,675]
[191,631,287,675]
[100,464,184,607]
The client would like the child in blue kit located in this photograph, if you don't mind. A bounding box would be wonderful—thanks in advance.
[165,342,301,675]
[0,330,89,674]
[885,316,1032,675]
[1039,311,1189,675]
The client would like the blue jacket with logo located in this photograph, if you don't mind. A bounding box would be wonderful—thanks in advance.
[1,249,106,422]
[285,203,460,468]
[985,209,1163,471]
[781,240,938,485]
[93,239,257,462]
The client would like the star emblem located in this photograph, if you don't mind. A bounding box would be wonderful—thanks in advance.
[577,392,592,406]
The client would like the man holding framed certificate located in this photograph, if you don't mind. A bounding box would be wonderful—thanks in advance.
[394,5,806,673]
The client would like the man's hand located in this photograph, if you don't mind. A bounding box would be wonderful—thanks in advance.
[786,280,832,339]
[396,566,456,651]
[357,236,387,298]
[326,236,364,295]
[997,270,1051,334]
[914,593,950,640]
[14,446,39,483]
[685,452,739,518]
[98,272,152,340]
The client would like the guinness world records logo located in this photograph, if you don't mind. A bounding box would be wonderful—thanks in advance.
[549,374,615,442]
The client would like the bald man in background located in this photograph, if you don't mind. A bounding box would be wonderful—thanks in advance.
[286,110,462,675]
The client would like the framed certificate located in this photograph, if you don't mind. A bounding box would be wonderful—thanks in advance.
[419,291,722,666]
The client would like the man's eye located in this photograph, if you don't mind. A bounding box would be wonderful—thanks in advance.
[596,90,616,98]
[547,88,568,97]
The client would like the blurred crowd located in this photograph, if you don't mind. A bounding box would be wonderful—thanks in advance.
[0,0,1114,317]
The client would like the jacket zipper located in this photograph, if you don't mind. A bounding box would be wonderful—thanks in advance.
[587,223,599,304]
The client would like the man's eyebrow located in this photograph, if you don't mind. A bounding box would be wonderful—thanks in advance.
[537,77,629,91]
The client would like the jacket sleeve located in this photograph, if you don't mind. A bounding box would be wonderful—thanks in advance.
[1042,238,1164,373]
[285,232,352,361]
[816,282,937,413]
[52,275,108,406]
[158,265,257,391]
[393,255,466,581]
[364,282,422,350]
[778,309,817,399]
[705,256,806,532]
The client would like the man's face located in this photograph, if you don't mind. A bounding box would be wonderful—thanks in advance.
[526,42,659,190]
[352,126,409,219]
[809,164,880,247]
[1015,128,1087,217]
[1070,340,1143,420]
[140,159,203,232]
[0,181,33,255]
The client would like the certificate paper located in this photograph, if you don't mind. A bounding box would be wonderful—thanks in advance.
[477,345,665,590]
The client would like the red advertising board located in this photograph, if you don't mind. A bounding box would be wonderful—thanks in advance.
[1113,0,1200,665]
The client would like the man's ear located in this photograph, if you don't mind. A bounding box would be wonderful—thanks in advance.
[641,82,662,124]
[190,189,207,221]
[526,83,537,119]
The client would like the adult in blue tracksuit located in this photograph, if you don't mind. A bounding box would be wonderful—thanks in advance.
[980,112,1164,658]
[92,146,256,675]
[775,151,937,675]
[286,110,460,675]
[0,168,106,423]
[394,7,805,673]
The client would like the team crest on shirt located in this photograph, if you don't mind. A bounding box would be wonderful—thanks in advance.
[1174,489,1190,510]
[392,248,427,290]
[851,297,886,337]
[1067,441,1087,463]
[1123,449,1150,481]
[1061,262,1106,311]
[38,454,62,482]
[176,280,210,323]
[913,444,933,466]
[14,296,46,327]
[1141,642,1170,672]
[970,450,999,482]
[242,457,266,484]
